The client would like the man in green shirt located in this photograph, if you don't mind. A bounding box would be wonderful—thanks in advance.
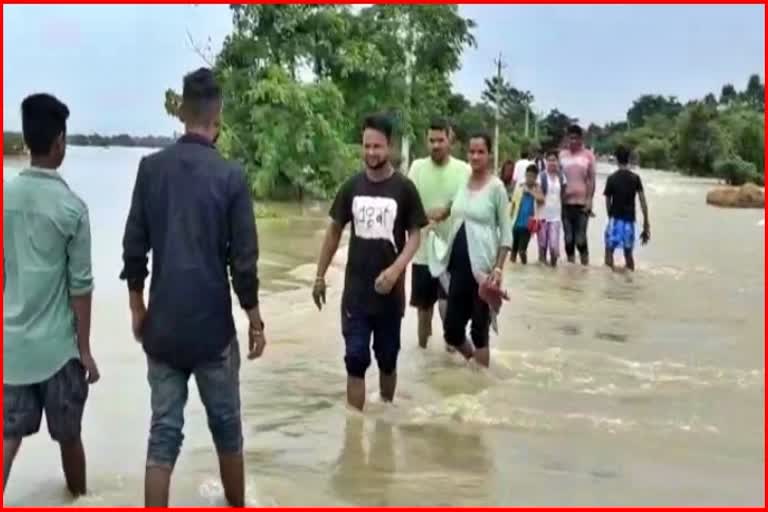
[407,118,470,349]
[3,94,99,499]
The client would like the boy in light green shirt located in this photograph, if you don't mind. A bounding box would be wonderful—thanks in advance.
[407,118,470,349]
[4,94,99,499]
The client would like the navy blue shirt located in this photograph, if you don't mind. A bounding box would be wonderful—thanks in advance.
[120,134,259,369]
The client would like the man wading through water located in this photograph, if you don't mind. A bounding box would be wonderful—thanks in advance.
[559,125,596,265]
[4,94,99,499]
[407,118,470,351]
[312,114,427,411]
[120,68,265,507]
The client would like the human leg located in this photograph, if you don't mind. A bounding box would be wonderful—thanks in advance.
[195,339,244,507]
[145,357,190,507]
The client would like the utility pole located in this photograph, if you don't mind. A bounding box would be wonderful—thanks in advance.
[398,10,415,171]
[492,52,506,173]
[524,102,530,139]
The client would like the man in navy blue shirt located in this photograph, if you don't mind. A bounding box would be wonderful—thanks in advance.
[120,68,264,507]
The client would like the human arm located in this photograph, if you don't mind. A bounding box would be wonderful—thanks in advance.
[585,152,597,211]
[313,179,353,309]
[603,177,613,218]
[313,221,344,310]
[228,167,265,359]
[530,184,545,204]
[68,207,99,383]
[120,158,150,343]
[638,179,650,244]
[375,180,429,294]
[493,183,513,285]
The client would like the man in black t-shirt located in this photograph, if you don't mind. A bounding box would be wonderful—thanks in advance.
[603,145,651,271]
[312,114,428,411]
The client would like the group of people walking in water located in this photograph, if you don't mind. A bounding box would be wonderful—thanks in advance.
[3,67,651,506]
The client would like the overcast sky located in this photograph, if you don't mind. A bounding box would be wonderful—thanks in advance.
[3,4,764,135]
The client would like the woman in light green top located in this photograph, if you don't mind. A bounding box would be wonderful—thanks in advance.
[428,132,513,367]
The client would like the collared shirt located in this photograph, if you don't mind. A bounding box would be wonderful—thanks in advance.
[120,134,260,369]
[4,167,93,385]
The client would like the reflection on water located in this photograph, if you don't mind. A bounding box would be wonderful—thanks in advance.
[3,147,764,506]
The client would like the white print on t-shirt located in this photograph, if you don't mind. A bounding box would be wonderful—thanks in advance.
[352,195,399,249]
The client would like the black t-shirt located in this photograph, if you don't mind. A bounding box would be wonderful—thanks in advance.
[604,168,644,222]
[330,170,428,317]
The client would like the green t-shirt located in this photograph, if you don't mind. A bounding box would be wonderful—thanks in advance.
[407,156,470,265]
[3,168,93,385]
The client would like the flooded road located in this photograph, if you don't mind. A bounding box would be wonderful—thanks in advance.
[3,146,764,506]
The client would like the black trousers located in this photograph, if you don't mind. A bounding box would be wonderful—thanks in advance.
[562,204,589,258]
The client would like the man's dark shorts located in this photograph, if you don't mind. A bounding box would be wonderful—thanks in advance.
[3,358,89,442]
[410,263,447,309]
[342,306,402,379]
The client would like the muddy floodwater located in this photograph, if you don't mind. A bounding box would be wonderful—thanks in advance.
[3,146,764,506]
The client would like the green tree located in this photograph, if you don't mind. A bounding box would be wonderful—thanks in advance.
[720,83,738,105]
[676,103,728,176]
[627,94,683,128]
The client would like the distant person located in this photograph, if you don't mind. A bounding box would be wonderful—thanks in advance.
[499,159,516,196]
[511,150,532,190]
[534,150,546,173]
[603,145,651,271]
[312,114,427,411]
[4,94,99,498]
[537,150,567,267]
[120,68,265,507]
[559,125,596,265]
[509,164,544,265]
[407,118,470,350]
[430,132,512,368]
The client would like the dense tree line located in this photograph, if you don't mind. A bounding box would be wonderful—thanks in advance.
[588,75,765,186]
[3,131,174,154]
[164,5,584,199]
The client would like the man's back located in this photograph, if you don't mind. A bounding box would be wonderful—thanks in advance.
[121,134,259,369]
[4,169,92,385]
[605,168,643,222]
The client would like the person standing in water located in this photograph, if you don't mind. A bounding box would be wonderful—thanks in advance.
[509,165,544,265]
[511,149,533,191]
[120,68,265,507]
[538,150,567,267]
[312,114,427,411]
[559,125,596,265]
[604,145,651,271]
[430,132,513,368]
[407,118,470,350]
[4,94,99,499]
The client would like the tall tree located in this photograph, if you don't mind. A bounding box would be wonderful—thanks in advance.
[627,94,683,128]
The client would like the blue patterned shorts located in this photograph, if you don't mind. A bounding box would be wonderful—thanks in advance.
[605,218,636,251]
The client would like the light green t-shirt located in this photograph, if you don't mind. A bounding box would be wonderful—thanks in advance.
[3,168,93,385]
[407,156,471,265]
[428,176,513,281]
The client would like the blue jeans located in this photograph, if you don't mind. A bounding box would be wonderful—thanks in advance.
[145,338,242,469]
[342,307,402,379]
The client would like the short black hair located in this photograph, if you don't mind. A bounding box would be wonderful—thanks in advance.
[567,124,583,137]
[429,117,451,135]
[21,93,70,156]
[520,149,530,159]
[363,113,394,142]
[469,131,492,152]
[182,67,222,125]
[526,164,539,175]
[615,144,631,165]
[546,149,559,159]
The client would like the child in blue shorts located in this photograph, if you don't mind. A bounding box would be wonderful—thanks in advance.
[603,145,651,271]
